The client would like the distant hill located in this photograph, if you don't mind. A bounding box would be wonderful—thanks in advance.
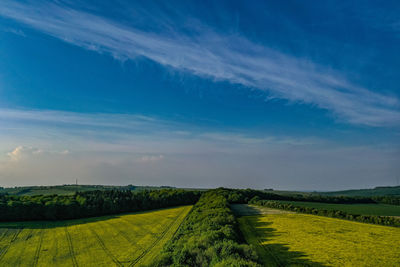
[262,186,400,197]
[0,184,175,196]
[2,184,399,197]
[318,186,400,197]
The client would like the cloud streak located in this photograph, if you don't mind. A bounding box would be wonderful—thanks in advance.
[0,1,399,127]
[0,108,319,148]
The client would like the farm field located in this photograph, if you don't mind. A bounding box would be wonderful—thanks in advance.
[275,200,400,216]
[319,186,400,197]
[236,205,400,266]
[0,205,192,266]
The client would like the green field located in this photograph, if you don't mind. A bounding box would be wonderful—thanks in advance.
[237,205,400,266]
[0,206,191,266]
[275,200,400,216]
[263,185,400,197]
[319,186,400,197]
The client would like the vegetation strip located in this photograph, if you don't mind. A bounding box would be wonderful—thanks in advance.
[249,198,400,227]
[273,200,400,216]
[152,189,260,266]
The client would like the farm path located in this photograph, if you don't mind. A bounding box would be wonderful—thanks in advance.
[231,204,291,216]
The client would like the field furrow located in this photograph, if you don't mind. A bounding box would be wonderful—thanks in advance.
[0,228,22,262]
[0,206,192,266]
[64,227,78,267]
[131,205,191,266]
[89,228,123,266]
[238,206,400,267]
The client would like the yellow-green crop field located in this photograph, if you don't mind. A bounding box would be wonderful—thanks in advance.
[239,212,400,266]
[0,205,192,267]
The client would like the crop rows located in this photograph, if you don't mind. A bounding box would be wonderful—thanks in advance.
[238,207,400,266]
[0,206,192,266]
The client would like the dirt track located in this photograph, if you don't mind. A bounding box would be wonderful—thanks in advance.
[230,204,290,216]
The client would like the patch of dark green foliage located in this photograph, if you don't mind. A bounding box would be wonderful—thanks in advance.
[250,197,400,227]
[219,188,400,205]
[152,189,260,267]
[0,189,201,221]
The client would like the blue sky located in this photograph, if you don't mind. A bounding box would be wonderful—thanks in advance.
[0,0,399,190]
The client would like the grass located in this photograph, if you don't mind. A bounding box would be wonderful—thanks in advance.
[0,206,192,266]
[274,200,400,216]
[238,208,400,266]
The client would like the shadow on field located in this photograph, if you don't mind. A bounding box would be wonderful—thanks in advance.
[251,218,326,267]
[0,214,122,229]
[0,206,180,229]
[231,204,263,216]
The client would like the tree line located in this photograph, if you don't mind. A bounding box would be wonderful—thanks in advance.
[214,188,400,205]
[0,189,201,221]
[249,198,400,227]
[371,196,400,205]
[0,187,398,222]
[152,189,260,266]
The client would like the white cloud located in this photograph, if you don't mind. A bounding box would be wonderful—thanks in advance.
[0,1,399,126]
[7,146,42,161]
[6,145,69,162]
[60,150,70,155]
[139,154,165,163]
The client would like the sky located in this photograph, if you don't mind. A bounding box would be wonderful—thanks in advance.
[0,0,399,190]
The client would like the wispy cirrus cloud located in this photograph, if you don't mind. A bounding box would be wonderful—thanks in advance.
[0,1,399,127]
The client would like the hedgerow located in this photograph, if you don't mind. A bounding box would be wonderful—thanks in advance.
[250,198,400,227]
[152,189,260,266]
